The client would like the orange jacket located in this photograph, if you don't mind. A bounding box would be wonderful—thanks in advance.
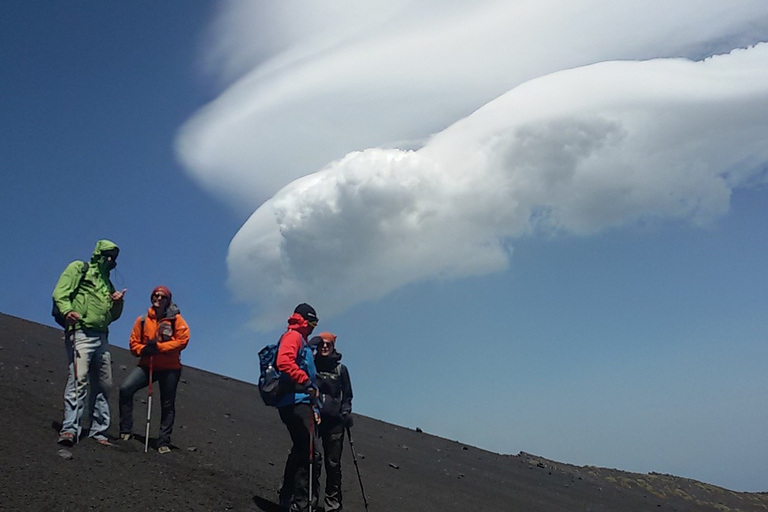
[129,307,190,371]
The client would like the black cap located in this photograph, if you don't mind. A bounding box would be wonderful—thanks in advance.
[294,303,318,323]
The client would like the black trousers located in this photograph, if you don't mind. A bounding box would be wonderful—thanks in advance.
[118,366,181,447]
[319,424,345,512]
[278,403,321,512]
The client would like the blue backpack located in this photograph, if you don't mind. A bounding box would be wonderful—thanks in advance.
[258,335,292,406]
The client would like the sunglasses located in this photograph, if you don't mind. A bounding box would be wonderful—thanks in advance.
[321,342,333,347]
[308,320,318,327]
[152,293,168,300]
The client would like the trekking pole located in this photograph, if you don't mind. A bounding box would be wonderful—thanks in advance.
[144,356,154,453]
[346,426,370,512]
[308,406,315,512]
[68,326,80,444]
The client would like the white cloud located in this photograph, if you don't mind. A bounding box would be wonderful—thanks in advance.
[227,44,768,326]
[177,0,768,211]
[175,1,768,327]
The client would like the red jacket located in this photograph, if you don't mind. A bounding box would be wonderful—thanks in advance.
[129,307,190,371]
[276,313,314,385]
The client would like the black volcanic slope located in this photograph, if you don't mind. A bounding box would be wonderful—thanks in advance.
[1,312,766,511]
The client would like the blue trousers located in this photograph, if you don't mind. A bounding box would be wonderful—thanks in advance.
[60,329,112,440]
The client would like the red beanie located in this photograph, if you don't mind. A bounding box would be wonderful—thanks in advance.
[151,286,172,301]
[318,332,337,344]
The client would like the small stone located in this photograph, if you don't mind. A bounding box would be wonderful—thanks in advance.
[389,463,399,469]
[187,446,197,452]
[57,449,74,460]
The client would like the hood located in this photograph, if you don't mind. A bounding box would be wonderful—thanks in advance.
[286,312,313,339]
[148,302,180,321]
[315,350,342,372]
[90,239,119,264]
[165,303,180,319]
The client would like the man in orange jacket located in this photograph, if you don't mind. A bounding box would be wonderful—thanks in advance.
[118,286,190,453]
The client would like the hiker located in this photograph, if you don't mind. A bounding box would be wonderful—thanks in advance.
[118,286,189,454]
[53,239,125,447]
[276,303,322,512]
[313,332,354,512]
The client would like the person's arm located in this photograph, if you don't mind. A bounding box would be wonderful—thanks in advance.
[128,317,145,357]
[340,364,353,415]
[52,261,85,318]
[276,332,311,385]
[109,286,125,321]
[156,315,190,353]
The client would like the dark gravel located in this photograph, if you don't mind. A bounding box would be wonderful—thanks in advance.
[1,312,765,512]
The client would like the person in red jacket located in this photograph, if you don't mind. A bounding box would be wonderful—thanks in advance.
[118,286,190,453]
[277,303,320,512]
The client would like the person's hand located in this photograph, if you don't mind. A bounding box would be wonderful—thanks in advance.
[65,311,81,326]
[111,288,127,301]
[314,410,321,425]
[308,336,323,351]
[141,344,158,356]
[298,384,320,405]
[296,382,318,396]
[146,336,158,346]
[341,413,354,428]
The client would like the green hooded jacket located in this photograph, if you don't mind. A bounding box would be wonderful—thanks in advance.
[52,239,124,333]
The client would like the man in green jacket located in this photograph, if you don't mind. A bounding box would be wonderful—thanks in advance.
[53,240,126,446]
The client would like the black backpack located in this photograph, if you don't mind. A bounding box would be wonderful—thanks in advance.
[51,262,89,328]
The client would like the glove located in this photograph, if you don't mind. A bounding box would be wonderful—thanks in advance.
[146,336,158,346]
[141,344,158,356]
[308,336,323,351]
[295,382,319,400]
[294,381,312,393]
[341,413,354,428]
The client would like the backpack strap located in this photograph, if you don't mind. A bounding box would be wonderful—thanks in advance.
[71,261,89,296]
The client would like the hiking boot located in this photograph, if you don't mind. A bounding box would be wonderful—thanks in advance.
[157,445,171,454]
[119,433,133,441]
[57,432,75,447]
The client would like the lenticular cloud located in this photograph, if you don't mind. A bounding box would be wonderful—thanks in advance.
[178,1,768,211]
[227,44,768,326]
[174,1,768,327]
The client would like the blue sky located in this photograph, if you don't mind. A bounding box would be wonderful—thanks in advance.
[2,0,768,492]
